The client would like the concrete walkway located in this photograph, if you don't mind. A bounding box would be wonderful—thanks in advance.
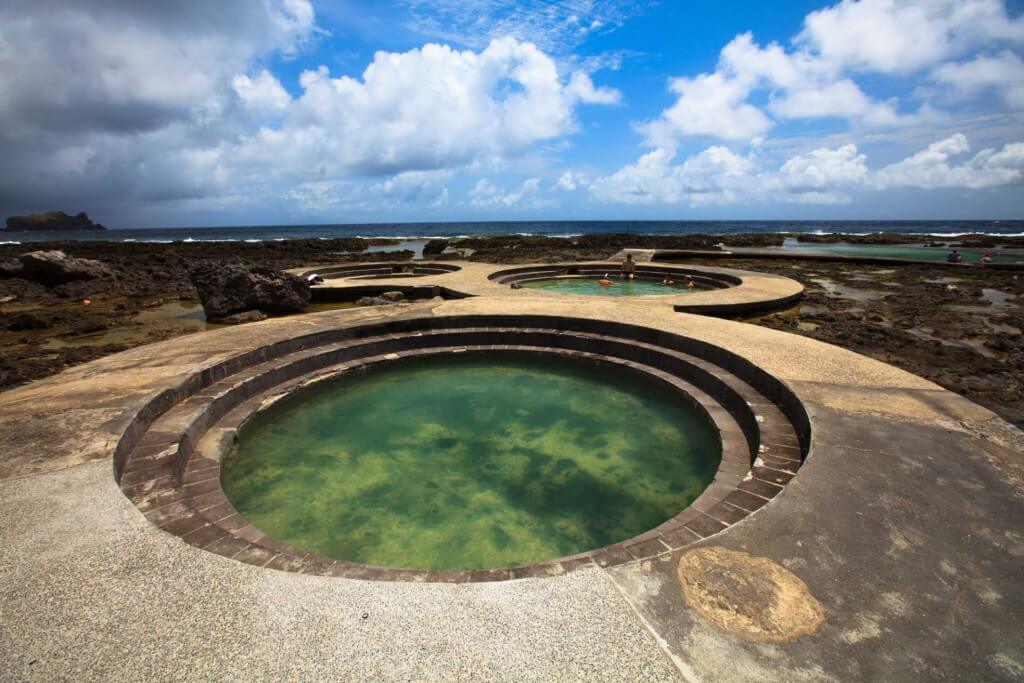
[1,277,1022,681]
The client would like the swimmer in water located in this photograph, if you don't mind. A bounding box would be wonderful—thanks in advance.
[598,273,615,286]
[661,275,674,285]
[685,276,695,289]
[621,254,637,280]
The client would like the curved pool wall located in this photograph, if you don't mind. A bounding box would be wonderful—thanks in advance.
[114,314,811,582]
[302,262,461,280]
[490,263,741,291]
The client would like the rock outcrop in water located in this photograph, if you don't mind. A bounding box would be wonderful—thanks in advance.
[188,262,310,323]
[422,239,448,255]
[357,291,406,307]
[0,250,113,286]
[4,211,106,232]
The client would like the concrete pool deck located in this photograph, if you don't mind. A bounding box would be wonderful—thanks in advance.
[304,259,806,316]
[1,281,1023,680]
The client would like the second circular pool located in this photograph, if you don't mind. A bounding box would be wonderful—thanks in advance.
[522,276,700,296]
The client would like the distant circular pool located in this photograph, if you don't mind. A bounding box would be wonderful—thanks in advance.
[221,352,721,571]
[522,276,699,296]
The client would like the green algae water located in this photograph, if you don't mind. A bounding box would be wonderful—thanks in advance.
[522,277,699,296]
[221,353,720,570]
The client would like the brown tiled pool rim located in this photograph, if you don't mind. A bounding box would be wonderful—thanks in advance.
[115,314,812,582]
[489,263,741,292]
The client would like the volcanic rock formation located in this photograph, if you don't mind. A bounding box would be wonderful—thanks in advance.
[4,211,106,231]
[188,262,310,323]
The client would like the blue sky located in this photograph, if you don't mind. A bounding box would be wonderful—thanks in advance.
[1,0,1023,227]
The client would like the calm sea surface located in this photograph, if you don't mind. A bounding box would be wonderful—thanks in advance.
[2,220,1023,243]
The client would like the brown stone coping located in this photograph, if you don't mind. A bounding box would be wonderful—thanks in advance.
[299,262,462,279]
[118,327,808,582]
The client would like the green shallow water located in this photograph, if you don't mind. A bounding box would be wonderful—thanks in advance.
[778,242,1024,264]
[221,353,720,571]
[522,276,698,296]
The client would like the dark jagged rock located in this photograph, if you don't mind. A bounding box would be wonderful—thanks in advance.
[14,250,113,286]
[2,312,52,331]
[4,211,105,232]
[188,262,309,321]
[0,260,22,278]
[60,320,109,337]
[422,239,449,255]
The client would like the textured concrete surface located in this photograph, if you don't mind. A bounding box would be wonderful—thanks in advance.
[1,275,1022,681]
[0,462,678,682]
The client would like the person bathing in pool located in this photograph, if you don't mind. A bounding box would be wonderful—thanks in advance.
[598,273,616,286]
[620,254,637,280]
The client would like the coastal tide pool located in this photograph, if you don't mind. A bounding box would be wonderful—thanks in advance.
[522,276,698,296]
[221,353,720,571]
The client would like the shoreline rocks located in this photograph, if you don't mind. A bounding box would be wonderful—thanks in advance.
[1,250,113,287]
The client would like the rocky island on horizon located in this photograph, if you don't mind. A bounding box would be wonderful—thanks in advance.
[4,211,106,232]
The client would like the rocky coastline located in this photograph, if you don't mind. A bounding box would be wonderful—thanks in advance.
[0,234,1020,427]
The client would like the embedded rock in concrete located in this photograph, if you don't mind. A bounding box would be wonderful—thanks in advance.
[215,309,268,325]
[676,546,826,643]
[188,262,309,319]
[13,250,113,286]
[356,293,404,306]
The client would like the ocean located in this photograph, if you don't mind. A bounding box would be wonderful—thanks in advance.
[1,220,1023,244]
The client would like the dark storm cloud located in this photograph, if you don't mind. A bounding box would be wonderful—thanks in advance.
[0,0,315,218]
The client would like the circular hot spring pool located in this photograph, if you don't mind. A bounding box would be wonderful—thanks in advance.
[117,315,810,580]
[220,352,721,571]
[490,264,741,297]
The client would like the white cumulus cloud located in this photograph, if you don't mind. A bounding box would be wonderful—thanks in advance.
[643,72,772,144]
[592,134,1024,206]
[640,1,1024,147]
[589,146,757,205]
[799,0,1024,74]
[874,134,1024,189]
[233,70,292,112]
[555,171,587,191]
[234,38,619,178]
[469,177,547,207]
[932,51,1024,108]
